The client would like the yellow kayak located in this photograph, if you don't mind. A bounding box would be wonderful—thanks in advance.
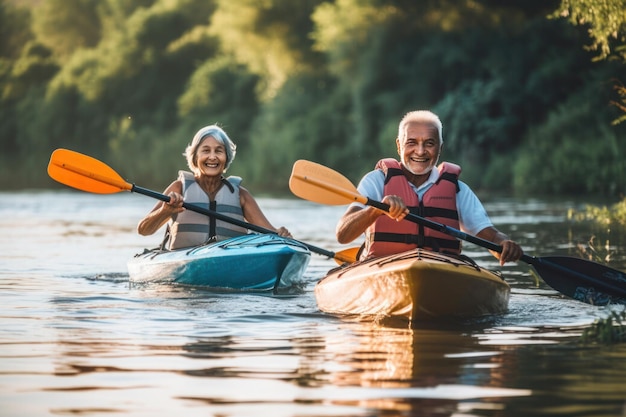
[315,249,510,322]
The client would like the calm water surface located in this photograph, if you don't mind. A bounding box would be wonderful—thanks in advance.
[2,191,626,417]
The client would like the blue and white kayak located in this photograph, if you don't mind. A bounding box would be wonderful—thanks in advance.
[127,234,311,291]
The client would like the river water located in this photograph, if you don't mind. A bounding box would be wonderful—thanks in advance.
[2,190,626,417]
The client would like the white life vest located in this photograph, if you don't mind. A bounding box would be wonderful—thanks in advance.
[168,171,247,249]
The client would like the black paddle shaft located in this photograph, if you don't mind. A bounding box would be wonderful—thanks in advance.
[131,184,340,259]
[368,198,626,300]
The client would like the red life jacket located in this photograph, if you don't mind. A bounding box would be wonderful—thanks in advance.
[364,158,461,259]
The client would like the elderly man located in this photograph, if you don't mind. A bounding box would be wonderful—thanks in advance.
[336,110,523,265]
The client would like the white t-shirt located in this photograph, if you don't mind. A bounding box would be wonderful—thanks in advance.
[350,165,493,236]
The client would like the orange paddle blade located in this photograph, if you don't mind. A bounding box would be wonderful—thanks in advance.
[289,160,366,206]
[48,149,132,194]
[333,246,360,264]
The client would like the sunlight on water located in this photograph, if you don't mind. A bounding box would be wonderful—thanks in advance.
[2,191,626,416]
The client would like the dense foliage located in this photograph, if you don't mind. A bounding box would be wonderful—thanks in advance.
[570,198,626,227]
[581,310,626,344]
[1,0,625,197]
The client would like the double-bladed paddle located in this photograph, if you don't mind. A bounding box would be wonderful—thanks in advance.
[289,159,626,305]
[47,149,358,264]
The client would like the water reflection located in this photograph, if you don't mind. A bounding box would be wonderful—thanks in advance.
[4,192,626,417]
[321,323,454,381]
[174,321,531,416]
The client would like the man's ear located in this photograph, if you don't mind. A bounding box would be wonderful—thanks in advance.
[396,138,401,155]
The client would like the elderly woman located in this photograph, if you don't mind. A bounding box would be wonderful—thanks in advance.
[137,125,292,249]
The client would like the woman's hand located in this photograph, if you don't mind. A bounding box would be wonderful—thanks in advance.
[163,192,185,214]
[276,227,292,238]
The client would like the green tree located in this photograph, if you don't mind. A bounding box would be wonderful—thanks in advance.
[1,0,625,196]
[0,1,33,59]
[209,0,324,99]
[552,0,626,124]
[246,71,350,189]
[31,0,103,58]
[177,56,260,148]
[514,80,626,196]
[553,0,626,60]
[307,0,590,187]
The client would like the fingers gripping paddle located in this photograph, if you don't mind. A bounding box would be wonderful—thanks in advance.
[47,149,357,264]
[289,159,626,305]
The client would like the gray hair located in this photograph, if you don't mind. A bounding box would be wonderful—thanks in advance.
[184,125,237,174]
[397,110,443,145]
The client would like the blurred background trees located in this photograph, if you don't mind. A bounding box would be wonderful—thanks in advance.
[1,0,625,198]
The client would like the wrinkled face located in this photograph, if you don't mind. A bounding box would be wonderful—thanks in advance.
[194,136,227,176]
[396,122,441,176]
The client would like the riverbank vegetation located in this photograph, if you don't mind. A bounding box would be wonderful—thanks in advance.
[1,0,625,197]
[570,200,626,227]
[581,310,626,344]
